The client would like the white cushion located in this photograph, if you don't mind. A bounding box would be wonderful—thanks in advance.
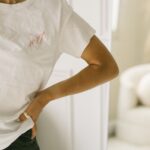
[118,106,150,126]
[116,107,150,145]
[136,73,150,106]
[116,121,150,145]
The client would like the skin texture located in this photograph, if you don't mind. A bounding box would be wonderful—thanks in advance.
[1,0,119,140]
[0,0,15,3]
[0,0,25,4]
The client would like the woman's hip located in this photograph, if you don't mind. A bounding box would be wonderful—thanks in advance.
[4,128,40,150]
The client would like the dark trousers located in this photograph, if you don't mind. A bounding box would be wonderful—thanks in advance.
[3,129,40,150]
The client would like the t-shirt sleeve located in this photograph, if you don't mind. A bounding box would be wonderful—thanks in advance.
[58,0,96,58]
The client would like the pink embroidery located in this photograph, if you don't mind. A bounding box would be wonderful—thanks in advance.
[29,31,45,47]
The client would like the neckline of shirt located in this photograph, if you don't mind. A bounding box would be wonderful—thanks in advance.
[0,0,35,11]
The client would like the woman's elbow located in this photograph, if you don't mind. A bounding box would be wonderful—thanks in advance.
[102,59,120,80]
[109,61,119,78]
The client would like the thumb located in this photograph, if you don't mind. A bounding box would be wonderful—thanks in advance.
[31,124,37,139]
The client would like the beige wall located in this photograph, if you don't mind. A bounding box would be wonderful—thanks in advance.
[109,0,150,120]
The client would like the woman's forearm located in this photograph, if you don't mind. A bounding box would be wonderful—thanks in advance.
[35,63,119,109]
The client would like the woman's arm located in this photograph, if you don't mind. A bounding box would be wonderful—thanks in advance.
[36,35,119,108]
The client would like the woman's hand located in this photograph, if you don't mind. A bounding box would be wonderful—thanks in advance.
[18,96,44,139]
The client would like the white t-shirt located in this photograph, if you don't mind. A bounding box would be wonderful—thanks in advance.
[0,0,96,149]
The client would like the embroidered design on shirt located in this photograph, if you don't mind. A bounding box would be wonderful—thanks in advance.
[28,31,45,47]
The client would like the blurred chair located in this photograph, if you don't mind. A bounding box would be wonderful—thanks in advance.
[116,63,150,145]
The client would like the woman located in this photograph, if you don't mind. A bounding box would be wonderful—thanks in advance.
[0,0,119,149]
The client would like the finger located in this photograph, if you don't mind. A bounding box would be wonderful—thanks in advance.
[31,124,37,139]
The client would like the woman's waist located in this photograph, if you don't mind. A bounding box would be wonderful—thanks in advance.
[0,116,34,138]
[0,103,30,122]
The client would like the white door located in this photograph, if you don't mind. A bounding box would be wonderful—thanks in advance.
[36,0,112,150]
